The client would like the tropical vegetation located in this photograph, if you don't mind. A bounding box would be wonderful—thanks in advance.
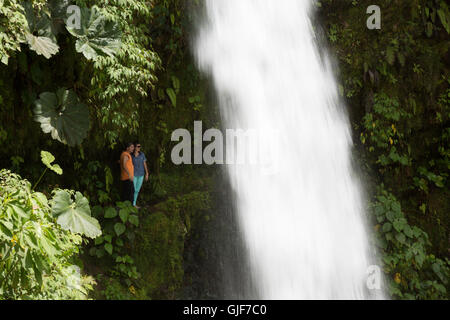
[0,0,448,299]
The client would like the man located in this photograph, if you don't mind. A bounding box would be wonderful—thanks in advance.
[120,142,135,203]
[131,142,149,208]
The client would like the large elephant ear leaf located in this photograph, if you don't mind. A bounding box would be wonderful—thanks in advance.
[51,190,102,239]
[25,34,60,59]
[23,1,60,59]
[33,88,90,146]
[66,7,122,60]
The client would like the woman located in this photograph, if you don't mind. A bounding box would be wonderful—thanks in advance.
[131,142,149,208]
[120,142,135,203]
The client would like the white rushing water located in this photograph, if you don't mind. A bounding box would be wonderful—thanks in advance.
[194,0,382,299]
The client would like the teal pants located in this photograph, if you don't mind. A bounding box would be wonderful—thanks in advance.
[133,175,144,206]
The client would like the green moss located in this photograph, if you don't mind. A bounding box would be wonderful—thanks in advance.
[131,191,211,299]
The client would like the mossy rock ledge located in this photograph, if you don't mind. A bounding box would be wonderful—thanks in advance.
[131,191,212,299]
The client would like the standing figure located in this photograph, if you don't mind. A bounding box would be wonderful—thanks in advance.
[120,142,135,204]
[131,142,149,208]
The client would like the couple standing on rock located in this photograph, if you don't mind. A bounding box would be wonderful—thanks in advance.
[120,142,149,208]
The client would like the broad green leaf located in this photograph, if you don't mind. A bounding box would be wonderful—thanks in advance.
[41,150,55,167]
[9,203,30,219]
[51,164,63,175]
[51,190,101,238]
[104,243,113,255]
[390,201,401,213]
[382,222,392,233]
[431,263,441,276]
[34,89,90,146]
[119,208,129,223]
[395,233,406,244]
[412,226,422,238]
[104,234,112,243]
[114,223,126,236]
[25,34,60,59]
[376,214,385,223]
[24,232,39,250]
[66,7,122,60]
[32,192,48,207]
[393,219,404,232]
[23,2,59,59]
[32,251,46,271]
[25,250,34,269]
[115,238,124,247]
[94,236,104,245]
[117,201,132,209]
[386,210,396,222]
[403,225,413,238]
[39,234,57,257]
[129,206,138,214]
[0,221,13,239]
[166,88,177,107]
[128,215,139,227]
[40,151,63,175]
[374,205,384,216]
[104,207,117,218]
[437,8,450,34]
[415,252,425,267]
[1,55,8,65]
[171,76,180,94]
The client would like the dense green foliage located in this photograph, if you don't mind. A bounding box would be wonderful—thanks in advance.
[318,0,449,299]
[0,0,448,300]
[371,188,448,299]
[86,180,212,300]
[89,201,141,281]
[0,167,98,299]
[1,0,212,299]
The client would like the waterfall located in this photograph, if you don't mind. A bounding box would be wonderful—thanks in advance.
[194,0,384,299]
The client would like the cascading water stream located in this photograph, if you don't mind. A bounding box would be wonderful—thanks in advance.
[194,0,384,299]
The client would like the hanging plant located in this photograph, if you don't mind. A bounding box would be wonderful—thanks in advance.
[33,88,90,146]
[65,7,122,60]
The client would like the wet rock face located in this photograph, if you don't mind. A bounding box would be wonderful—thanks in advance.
[131,190,214,299]
[133,211,185,299]
[181,172,258,300]
[129,169,256,300]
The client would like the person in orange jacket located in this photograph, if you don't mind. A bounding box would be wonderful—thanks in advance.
[120,142,135,203]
